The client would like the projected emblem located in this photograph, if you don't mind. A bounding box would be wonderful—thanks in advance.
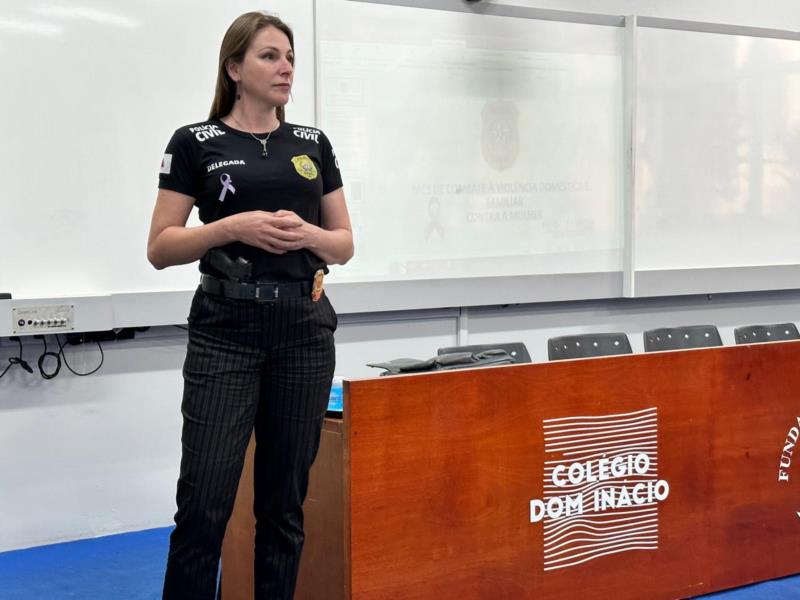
[481,100,520,172]
[529,407,670,571]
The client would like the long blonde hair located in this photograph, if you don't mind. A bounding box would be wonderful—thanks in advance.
[209,12,294,122]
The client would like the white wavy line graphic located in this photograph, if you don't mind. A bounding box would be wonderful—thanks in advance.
[545,535,659,560]
[545,518,658,541]
[543,407,656,426]
[543,417,657,438]
[541,504,657,525]
[563,442,657,458]
[543,509,658,535]
[544,544,658,571]
[546,433,657,453]
[544,522,658,549]
[544,450,659,465]
[552,449,658,463]
[538,498,657,528]
[544,526,659,553]
[546,419,656,437]
[545,519,659,543]
[543,502,658,535]
[544,514,658,536]
[544,454,658,469]
[538,408,662,570]
[544,421,657,442]
[546,436,657,455]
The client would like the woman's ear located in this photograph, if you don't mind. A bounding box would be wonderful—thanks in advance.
[225,59,240,83]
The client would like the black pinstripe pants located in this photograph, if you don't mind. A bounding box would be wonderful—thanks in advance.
[163,286,337,600]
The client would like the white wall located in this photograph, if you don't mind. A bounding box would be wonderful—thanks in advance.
[0,334,185,550]
[5,289,800,551]
[2,0,799,552]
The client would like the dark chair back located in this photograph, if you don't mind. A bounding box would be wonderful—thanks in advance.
[643,325,722,352]
[734,323,800,345]
[547,333,632,361]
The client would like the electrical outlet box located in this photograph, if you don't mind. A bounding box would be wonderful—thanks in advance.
[12,305,75,334]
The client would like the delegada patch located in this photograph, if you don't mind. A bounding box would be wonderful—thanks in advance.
[291,155,318,181]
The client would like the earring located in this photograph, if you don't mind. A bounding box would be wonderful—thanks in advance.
[235,81,241,101]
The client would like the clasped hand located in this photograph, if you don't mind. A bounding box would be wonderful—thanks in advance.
[234,210,316,255]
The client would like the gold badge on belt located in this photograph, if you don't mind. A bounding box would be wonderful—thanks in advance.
[311,269,324,302]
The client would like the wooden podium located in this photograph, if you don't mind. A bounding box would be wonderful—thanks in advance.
[222,341,800,599]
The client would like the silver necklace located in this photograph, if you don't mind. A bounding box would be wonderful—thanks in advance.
[229,115,277,159]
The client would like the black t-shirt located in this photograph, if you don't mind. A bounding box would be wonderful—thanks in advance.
[158,118,343,281]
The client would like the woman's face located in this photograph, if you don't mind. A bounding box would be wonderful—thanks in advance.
[234,26,294,107]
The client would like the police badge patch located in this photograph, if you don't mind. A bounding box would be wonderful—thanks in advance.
[291,155,319,180]
[481,100,520,172]
[311,268,324,302]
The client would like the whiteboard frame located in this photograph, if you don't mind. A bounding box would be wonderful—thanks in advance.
[622,15,638,297]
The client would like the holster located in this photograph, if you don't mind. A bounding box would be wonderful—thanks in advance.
[204,248,252,281]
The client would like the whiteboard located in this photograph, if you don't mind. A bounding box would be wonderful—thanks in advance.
[318,0,625,283]
[634,27,800,271]
[0,0,314,299]
[5,0,798,325]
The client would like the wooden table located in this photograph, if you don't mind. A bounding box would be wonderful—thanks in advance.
[222,341,800,599]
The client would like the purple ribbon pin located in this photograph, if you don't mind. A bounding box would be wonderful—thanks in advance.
[219,173,236,202]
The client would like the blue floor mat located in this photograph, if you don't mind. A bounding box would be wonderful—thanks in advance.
[0,526,796,599]
[0,527,170,600]
[701,576,800,599]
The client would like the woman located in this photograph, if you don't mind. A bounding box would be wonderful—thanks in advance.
[147,11,353,600]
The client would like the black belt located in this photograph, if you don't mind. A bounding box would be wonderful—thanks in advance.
[200,274,313,302]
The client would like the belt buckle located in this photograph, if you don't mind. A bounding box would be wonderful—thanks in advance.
[311,269,324,302]
[254,284,279,303]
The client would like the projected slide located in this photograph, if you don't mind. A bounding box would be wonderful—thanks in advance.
[318,1,624,282]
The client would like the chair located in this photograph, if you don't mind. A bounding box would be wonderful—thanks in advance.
[547,333,632,361]
[734,323,800,345]
[643,325,722,352]
[437,342,531,364]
